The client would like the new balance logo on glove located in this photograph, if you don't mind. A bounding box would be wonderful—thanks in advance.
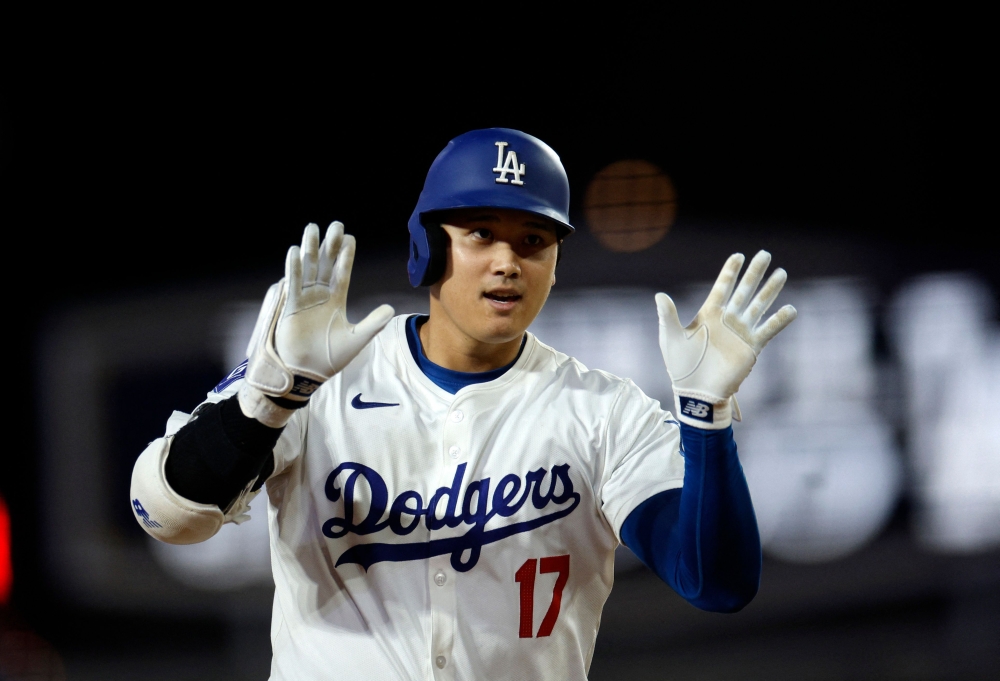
[679,397,713,422]
[290,376,324,398]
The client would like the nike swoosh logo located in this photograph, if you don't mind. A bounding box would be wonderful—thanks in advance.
[351,393,400,410]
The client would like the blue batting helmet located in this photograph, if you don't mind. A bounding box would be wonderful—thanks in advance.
[407,128,574,287]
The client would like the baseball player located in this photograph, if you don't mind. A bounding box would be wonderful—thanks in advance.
[130,128,796,680]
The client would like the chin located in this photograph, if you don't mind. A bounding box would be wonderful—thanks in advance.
[475,318,528,345]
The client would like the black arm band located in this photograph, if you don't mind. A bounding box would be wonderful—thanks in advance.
[267,395,310,409]
[165,396,281,510]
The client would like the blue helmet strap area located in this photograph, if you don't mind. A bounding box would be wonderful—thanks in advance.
[417,222,450,287]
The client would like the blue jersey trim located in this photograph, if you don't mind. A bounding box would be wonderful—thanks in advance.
[405,315,525,394]
[213,359,248,393]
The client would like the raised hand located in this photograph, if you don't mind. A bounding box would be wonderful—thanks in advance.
[240,222,395,427]
[656,250,796,429]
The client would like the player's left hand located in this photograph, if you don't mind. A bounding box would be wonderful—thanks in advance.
[656,250,796,429]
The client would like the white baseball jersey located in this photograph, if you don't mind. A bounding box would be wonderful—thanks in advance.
[191,314,684,680]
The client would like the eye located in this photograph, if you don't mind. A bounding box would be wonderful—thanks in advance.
[524,234,544,246]
[472,228,493,240]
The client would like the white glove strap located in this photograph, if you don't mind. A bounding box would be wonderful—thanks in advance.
[245,281,296,396]
[238,382,296,429]
[673,392,740,430]
[129,436,224,545]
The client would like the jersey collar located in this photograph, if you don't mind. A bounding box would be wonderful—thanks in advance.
[387,315,539,402]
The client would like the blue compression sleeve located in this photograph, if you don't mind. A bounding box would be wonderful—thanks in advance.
[619,425,762,612]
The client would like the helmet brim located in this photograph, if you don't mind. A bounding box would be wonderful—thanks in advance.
[420,204,574,239]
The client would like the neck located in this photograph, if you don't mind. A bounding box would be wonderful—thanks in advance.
[420,299,523,373]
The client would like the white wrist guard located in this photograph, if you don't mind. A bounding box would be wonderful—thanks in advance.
[238,378,297,429]
[130,436,224,545]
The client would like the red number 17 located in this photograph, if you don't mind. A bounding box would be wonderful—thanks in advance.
[514,554,570,638]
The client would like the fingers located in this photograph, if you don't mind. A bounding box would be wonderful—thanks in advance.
[753,304,797,348]
[657,291,708,381]
[656,292,687,370]
[331,235,357,305]
[704,253,746,309]
[246,281,284,361]
[301,223,320,286]
[317,221,344,286]
[285,245,302,299]
[727,250,771,313]
[744,267,787,325]
[655,292,683,332]
[352,304,396,342]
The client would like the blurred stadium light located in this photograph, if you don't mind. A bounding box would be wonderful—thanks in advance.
[889,274,1000,553]
[583,160,677,253]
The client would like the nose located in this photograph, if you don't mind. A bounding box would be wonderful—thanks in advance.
[491,243,521,279]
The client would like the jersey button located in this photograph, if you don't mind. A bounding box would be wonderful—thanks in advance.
[434,570,447,586]
[435,655,447,669]
[450,409,464,423]
[448,445,461,459]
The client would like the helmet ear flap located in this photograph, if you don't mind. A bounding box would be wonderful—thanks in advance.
[419,222,449,286]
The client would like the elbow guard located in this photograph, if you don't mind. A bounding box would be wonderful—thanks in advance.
[130,435,225,544]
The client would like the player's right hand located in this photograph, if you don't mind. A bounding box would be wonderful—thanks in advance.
[239,222,394,427]
[656,250,796,429]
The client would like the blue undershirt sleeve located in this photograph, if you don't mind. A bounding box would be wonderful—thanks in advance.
[619,424,762,613]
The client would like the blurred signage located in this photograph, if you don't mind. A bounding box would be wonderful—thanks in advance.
[889,274,1000,552]
[734,280,902,562]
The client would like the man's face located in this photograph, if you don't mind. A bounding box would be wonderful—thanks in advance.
[431,208,560,345]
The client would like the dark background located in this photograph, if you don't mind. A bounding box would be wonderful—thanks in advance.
[5,10,994,681]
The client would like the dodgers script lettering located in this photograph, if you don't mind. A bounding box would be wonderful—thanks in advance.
[322,462,580,572]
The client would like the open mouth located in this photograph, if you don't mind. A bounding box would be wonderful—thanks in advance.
[483,292,523,304]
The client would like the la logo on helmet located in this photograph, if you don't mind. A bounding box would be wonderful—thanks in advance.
[493,141,526,185]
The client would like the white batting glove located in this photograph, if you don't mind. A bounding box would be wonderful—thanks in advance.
[657,250,797,429]
[238,222,395,427]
